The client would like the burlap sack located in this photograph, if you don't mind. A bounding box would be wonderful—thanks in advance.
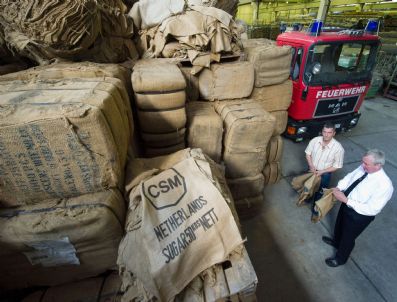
[244,43,292,87]
[199,62,254,101]
[118,149,243,301]
[215,100,275,153]
[132,60,186,92]
[0,190,125,289]
[141,128,186,147]
[137,107,187,133]
[263,162,282,185]
[312,188,337,223]
[242,38,274,48]
[180,66,200,102]
[270,110,288,135]
[291,172,321,206]
[227,174,264,200]
[266,135,284,163]
[22,272,124,302]
[0,62,28,75]
[250,80,292,112]
[186,102,223,163]
[134,90,186,110]
[0,103,122,206]
[144,142,186,157]
[224,152,267,178]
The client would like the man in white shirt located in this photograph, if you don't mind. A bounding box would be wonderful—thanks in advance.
[322,149,394,267]
[305,123,344,212]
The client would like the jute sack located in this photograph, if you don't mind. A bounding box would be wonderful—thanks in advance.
[131,60,186,92]
[141,128,186,147]
[118,149,243,301]
[0,78,130,166]
[0,62,28,76]
[263,162,282,185]
[0,190,125,289]
[215,100,275,153]
[144,142,186,158]
[312,188,337,223]
[22,272,124,302]
[137,107,187,133]
[134,90,186,110]
[242,38,274,48]
[270,110,288,135]
[244,44,292,87]
[0,103,123,207]
[224,151,267,178]
[291,172,321,206]
[187,102,223,163]
[180,66,200,102]
[250,80,292,112]
[227,174,264,200]
[199,61,254,101]
[266,135,284,163]
[234,195,264,219]
[123,149,239,222]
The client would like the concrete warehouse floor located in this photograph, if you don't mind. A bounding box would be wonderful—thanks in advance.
[241,96,397,302]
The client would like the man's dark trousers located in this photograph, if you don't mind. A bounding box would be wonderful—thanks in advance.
[333,203,375,264]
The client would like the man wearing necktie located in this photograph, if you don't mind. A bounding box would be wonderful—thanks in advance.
[322,149,394,267]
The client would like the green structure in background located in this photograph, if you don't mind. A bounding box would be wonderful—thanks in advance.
[237,0,397,30]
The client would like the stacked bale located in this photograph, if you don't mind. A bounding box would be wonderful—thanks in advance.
[0,63,132,289]
[245,39,293,184]
[215,100,275,217]
[186,102,223,163]
[131,60,187,157]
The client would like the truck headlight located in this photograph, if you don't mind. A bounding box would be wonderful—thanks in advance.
[297,127,307,134]
[350,118,358,125]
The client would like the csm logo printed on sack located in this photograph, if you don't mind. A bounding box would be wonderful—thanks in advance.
[143,168,187,209]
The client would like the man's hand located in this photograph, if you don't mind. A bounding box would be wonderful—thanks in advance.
[332,188,348,203]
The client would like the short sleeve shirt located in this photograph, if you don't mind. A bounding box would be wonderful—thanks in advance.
[305,136,344,170]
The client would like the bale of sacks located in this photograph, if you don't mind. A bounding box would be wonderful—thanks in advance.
[186,102,223,163]
[215,100,275,217]
[250,79,292,136]
[180,66,200,102]
[215,100,275,178]
[243,39,292,87]
[199,61,254,101]
[131,60,187,157]
[0,78,130,206]
[0,190,125,289]
[118,148,244,302]
[0,62,137,155]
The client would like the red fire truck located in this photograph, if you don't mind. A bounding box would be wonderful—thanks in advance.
[276,26,380,142]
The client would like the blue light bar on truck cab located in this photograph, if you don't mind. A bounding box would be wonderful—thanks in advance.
[365,19,379,34]
[308,20,323,36]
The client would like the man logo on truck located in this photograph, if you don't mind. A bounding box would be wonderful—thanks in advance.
[143,168,187,210]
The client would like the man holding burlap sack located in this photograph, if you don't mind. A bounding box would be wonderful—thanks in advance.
[322,149,393,267]
[305,123,344,214]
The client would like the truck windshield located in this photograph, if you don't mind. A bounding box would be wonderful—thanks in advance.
[304,40,379,86]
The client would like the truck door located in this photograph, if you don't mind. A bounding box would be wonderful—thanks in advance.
[290,47,304,105]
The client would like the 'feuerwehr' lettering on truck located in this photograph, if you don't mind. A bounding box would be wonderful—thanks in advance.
[316,86,366,99]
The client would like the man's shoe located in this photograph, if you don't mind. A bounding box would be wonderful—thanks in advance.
[325,257,341,267]
[322,236,337,248]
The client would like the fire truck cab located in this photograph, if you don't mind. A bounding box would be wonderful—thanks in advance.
[276,29,380,142]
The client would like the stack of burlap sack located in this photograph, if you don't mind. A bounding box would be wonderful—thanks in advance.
[131,60,187,157]
[181,38,292,217]
[245,38,293,185]
[0,62,134,289]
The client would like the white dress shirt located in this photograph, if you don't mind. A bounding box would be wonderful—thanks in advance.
[337,165,394,216]
[305,136,344,170]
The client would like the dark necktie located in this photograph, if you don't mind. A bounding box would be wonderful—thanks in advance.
[343,172,368,197]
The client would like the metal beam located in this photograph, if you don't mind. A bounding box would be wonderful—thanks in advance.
[317,0,330,21]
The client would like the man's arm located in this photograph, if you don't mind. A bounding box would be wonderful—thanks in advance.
[306,153,316,173]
